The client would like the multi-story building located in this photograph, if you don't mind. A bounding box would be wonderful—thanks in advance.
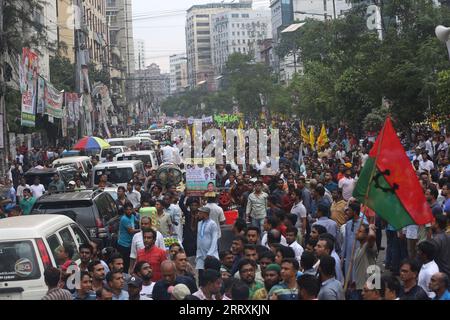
[293,0,351,21]
[211,9,271,76]
[56,0,108,69]
[270,0,352,84]
[185,0,253,91]
[134,63,171,112]
[169,54,188,95]
[135,39,145,71]
[106,0,134,76]
[106,0,134,107]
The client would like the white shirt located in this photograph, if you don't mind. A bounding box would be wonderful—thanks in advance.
[361,153,369,167]
[205,203,226,239]
[418,260,439,299]
[16,184,30,201]
[30,184,45,199]
[289,241,304,263]
[338,177,355,201]
[161,145,177,163]
[261,232,288,248]
[419,160,434,173]
[405,225,419,240]
[140,283,155,300]
[126,190,141,209]
[130,230,166,259]
[291,201,307,230]
[425,140,434,158]
[336,150,346,163]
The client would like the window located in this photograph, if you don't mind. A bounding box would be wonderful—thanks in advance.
[242,14,249,18]
[197,31,210,35]
[196,22,209,27]
[232,14,239,18]
[0,241,41,282]
[46,234,61,263]
[59,228,78,260]
[71,225,90,247]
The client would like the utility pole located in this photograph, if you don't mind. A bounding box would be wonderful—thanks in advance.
[333,0,337,19]
[0,0,7,176]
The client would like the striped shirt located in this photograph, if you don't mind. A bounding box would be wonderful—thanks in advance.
[41,288,73,300]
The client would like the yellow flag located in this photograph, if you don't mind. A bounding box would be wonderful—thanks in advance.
[309,126,315,150]
[185,125,191,140]
[238,120,245,148]
[221,126,226,141]
[317,124,329,148]
[301,121,309,144]
[431,121,440,132]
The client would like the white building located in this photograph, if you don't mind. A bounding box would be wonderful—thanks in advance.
[270,0,352,84]
[169,54,188,95]
[212,10,272,75]
[134,39,146,71]
[185,0,253,91]
[293,0,352,21]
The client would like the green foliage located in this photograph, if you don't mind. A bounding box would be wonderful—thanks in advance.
[49,54,75,92]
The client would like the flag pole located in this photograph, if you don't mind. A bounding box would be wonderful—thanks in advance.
[343,117,389,292]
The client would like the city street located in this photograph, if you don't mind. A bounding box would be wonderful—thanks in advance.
[0,0,449,303]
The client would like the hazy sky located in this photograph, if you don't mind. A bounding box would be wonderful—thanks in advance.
[132,0,271,73]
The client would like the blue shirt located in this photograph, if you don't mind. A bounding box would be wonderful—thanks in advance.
[325,182,338,193]
[118,214,136,248]
[73,291,97,300]
[435,290,450,301]
[112,290,129,300]
[268,282,298,300]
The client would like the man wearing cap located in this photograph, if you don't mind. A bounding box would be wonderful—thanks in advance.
[171,284,191,300]
[128,276,150,300]
[204,195,226,241]
[253,264,281,300]
[196,207,219,273]
[68,181,76,191]
[338,168,355,202]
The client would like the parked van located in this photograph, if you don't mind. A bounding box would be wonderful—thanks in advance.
[107,137,156,150]
[52,156,92,175]
[0,215,90,300]
[115,151,160,170]
[92,160,145,187]
[99,146,129,163]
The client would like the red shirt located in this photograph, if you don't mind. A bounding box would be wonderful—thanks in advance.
[136,245,167,281]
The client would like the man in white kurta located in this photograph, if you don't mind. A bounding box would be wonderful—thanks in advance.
[196,207,219,271]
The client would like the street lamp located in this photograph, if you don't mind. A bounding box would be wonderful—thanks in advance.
[435,25,450,60]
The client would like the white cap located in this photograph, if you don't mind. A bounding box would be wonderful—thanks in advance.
[69,181,76,186]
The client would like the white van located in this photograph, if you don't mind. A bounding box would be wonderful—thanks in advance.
[100,146,129,163]
[52,156,92,174]
[0,215,90,300]
[92,160,145,187]
[107,137,156,150]
[115,150,160,170]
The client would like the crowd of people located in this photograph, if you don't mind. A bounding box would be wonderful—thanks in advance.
[1,120,449,301]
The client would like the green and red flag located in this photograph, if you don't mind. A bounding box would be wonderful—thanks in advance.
[353,117,434,230]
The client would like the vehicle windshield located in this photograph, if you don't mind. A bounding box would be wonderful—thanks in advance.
[117,155,150,164]
[94,168,133,184]
[0,241,41,282]
[33,202,96,226]
[101,148,122,158]
[53,163,78,170]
